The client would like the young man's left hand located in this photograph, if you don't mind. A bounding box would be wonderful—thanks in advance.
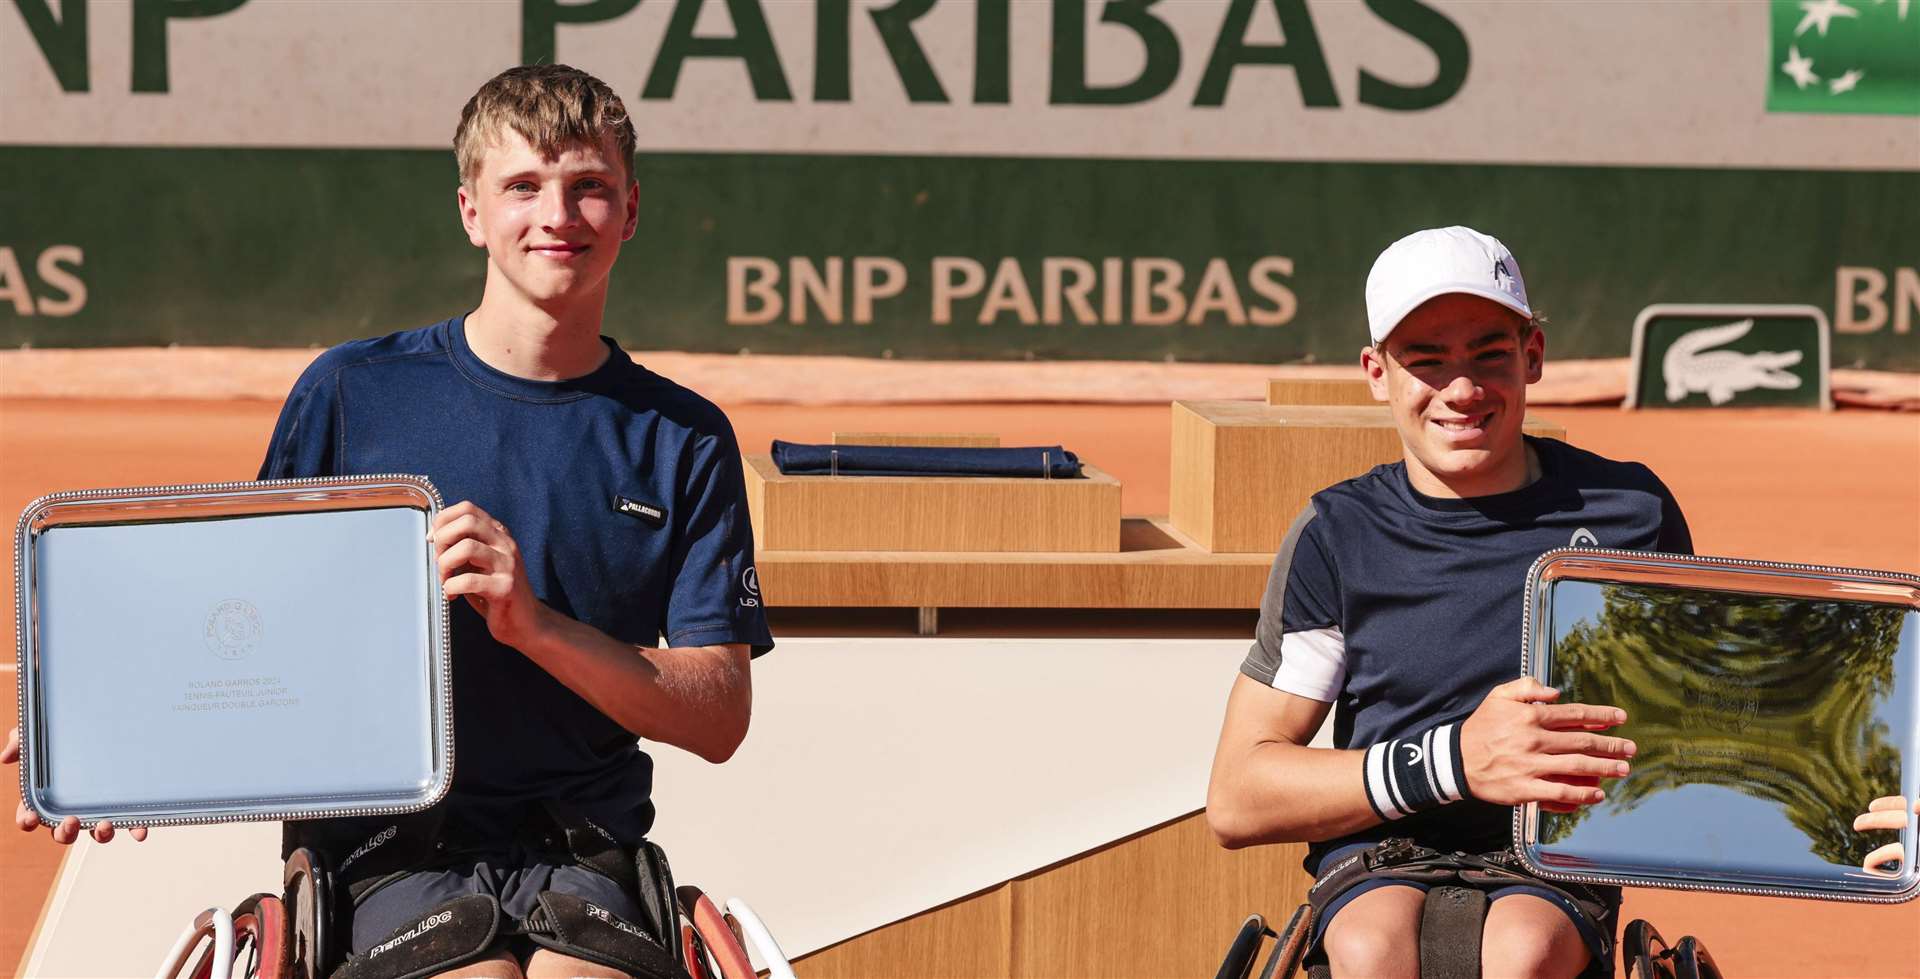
[1854,796,1917,875]
[434,500,549,649]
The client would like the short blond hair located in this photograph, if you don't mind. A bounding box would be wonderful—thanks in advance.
[454,65,636,187]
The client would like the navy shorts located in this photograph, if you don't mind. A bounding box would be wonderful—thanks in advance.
[345,843,647,961]
[1309,843,1616,968]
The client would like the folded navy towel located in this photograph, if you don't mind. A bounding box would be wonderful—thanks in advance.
[771,441,1082,478]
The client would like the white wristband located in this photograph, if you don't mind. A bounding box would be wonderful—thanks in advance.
[1362,722,1470,821]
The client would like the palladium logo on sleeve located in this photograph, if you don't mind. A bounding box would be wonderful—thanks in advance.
[1768,0,1919,116]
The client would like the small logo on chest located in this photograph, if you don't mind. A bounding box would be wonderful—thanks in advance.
[614,496,667,527]
[1569,527,1599,547]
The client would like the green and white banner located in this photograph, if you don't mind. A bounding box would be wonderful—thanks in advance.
[1768,0,1920,116]
[3,1,1916,367]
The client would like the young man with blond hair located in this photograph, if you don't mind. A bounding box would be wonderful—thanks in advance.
[12,64,770,979]
[267,63,771,979]
[1207,227,1691,979]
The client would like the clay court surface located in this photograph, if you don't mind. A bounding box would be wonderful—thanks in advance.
[1,392,1916,977]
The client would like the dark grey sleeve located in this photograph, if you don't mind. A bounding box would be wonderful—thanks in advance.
[1240,504,1347,701]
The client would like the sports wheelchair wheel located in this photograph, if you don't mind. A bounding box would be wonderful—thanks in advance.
[280,848,328,979]
[230,894,290,979]
[154,907,233,979]
[678,885,756,979]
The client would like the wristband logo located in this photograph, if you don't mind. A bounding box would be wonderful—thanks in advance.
[1367,723,1466,821]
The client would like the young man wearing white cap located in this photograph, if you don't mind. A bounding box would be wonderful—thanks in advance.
[1207,227,1691,978]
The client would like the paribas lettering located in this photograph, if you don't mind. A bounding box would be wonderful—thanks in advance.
[15,0,1471,110]
[728,256,1299,329]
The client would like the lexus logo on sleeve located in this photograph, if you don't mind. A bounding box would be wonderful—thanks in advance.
[740,566,760,608]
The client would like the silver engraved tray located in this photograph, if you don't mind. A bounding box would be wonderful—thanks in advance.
[14,476,452,827]
[1516,549,1920,903]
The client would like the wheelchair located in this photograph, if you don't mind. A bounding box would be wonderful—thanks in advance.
[156,845,797,979]
[1212,907,1725,979]
[1210,840,1727,979]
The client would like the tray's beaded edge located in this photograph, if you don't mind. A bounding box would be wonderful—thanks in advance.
[13,474,455,829]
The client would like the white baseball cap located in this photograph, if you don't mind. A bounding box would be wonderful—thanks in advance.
[1364,226,1532,344]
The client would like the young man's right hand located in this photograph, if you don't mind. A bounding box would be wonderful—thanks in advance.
[4,726,146,844]
[1459,678,1635,810]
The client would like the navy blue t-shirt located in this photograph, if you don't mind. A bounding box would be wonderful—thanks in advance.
[1239,437,1691,874]
[259,316,773,846]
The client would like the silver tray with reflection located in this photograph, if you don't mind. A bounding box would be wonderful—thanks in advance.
[1516,549,1919,903]
[14,475,452,827]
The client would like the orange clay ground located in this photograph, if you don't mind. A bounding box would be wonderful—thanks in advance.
[2,396,1917,978]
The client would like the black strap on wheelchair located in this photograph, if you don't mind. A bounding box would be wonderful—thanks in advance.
[1309,838,1612,934]
[330,894,501,979]
[509,802,686,978]
[519,891,686,979]
[534,800,641,897]
[636,839,684,975]
[284,802,688,979]
[284,808,452,909]
[1418,886,1487,979]
[1295,838,1616,979]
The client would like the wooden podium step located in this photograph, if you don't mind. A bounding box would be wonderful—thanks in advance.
[1170,401,1567,553]
[744,453,1122,552]
[1267,377,1377,406]
[754,517,1269,610]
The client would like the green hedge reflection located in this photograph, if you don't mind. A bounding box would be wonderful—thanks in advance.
[1541,584,1904,868]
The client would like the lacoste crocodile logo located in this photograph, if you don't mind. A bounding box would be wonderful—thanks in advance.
[1662,319,1803,406]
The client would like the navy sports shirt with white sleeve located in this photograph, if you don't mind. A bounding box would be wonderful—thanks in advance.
[259,316,773,846]
[1240,436,1692,875]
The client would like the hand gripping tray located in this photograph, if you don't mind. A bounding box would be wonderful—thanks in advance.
[1515,549,1920,903]
[15,476,452,827]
